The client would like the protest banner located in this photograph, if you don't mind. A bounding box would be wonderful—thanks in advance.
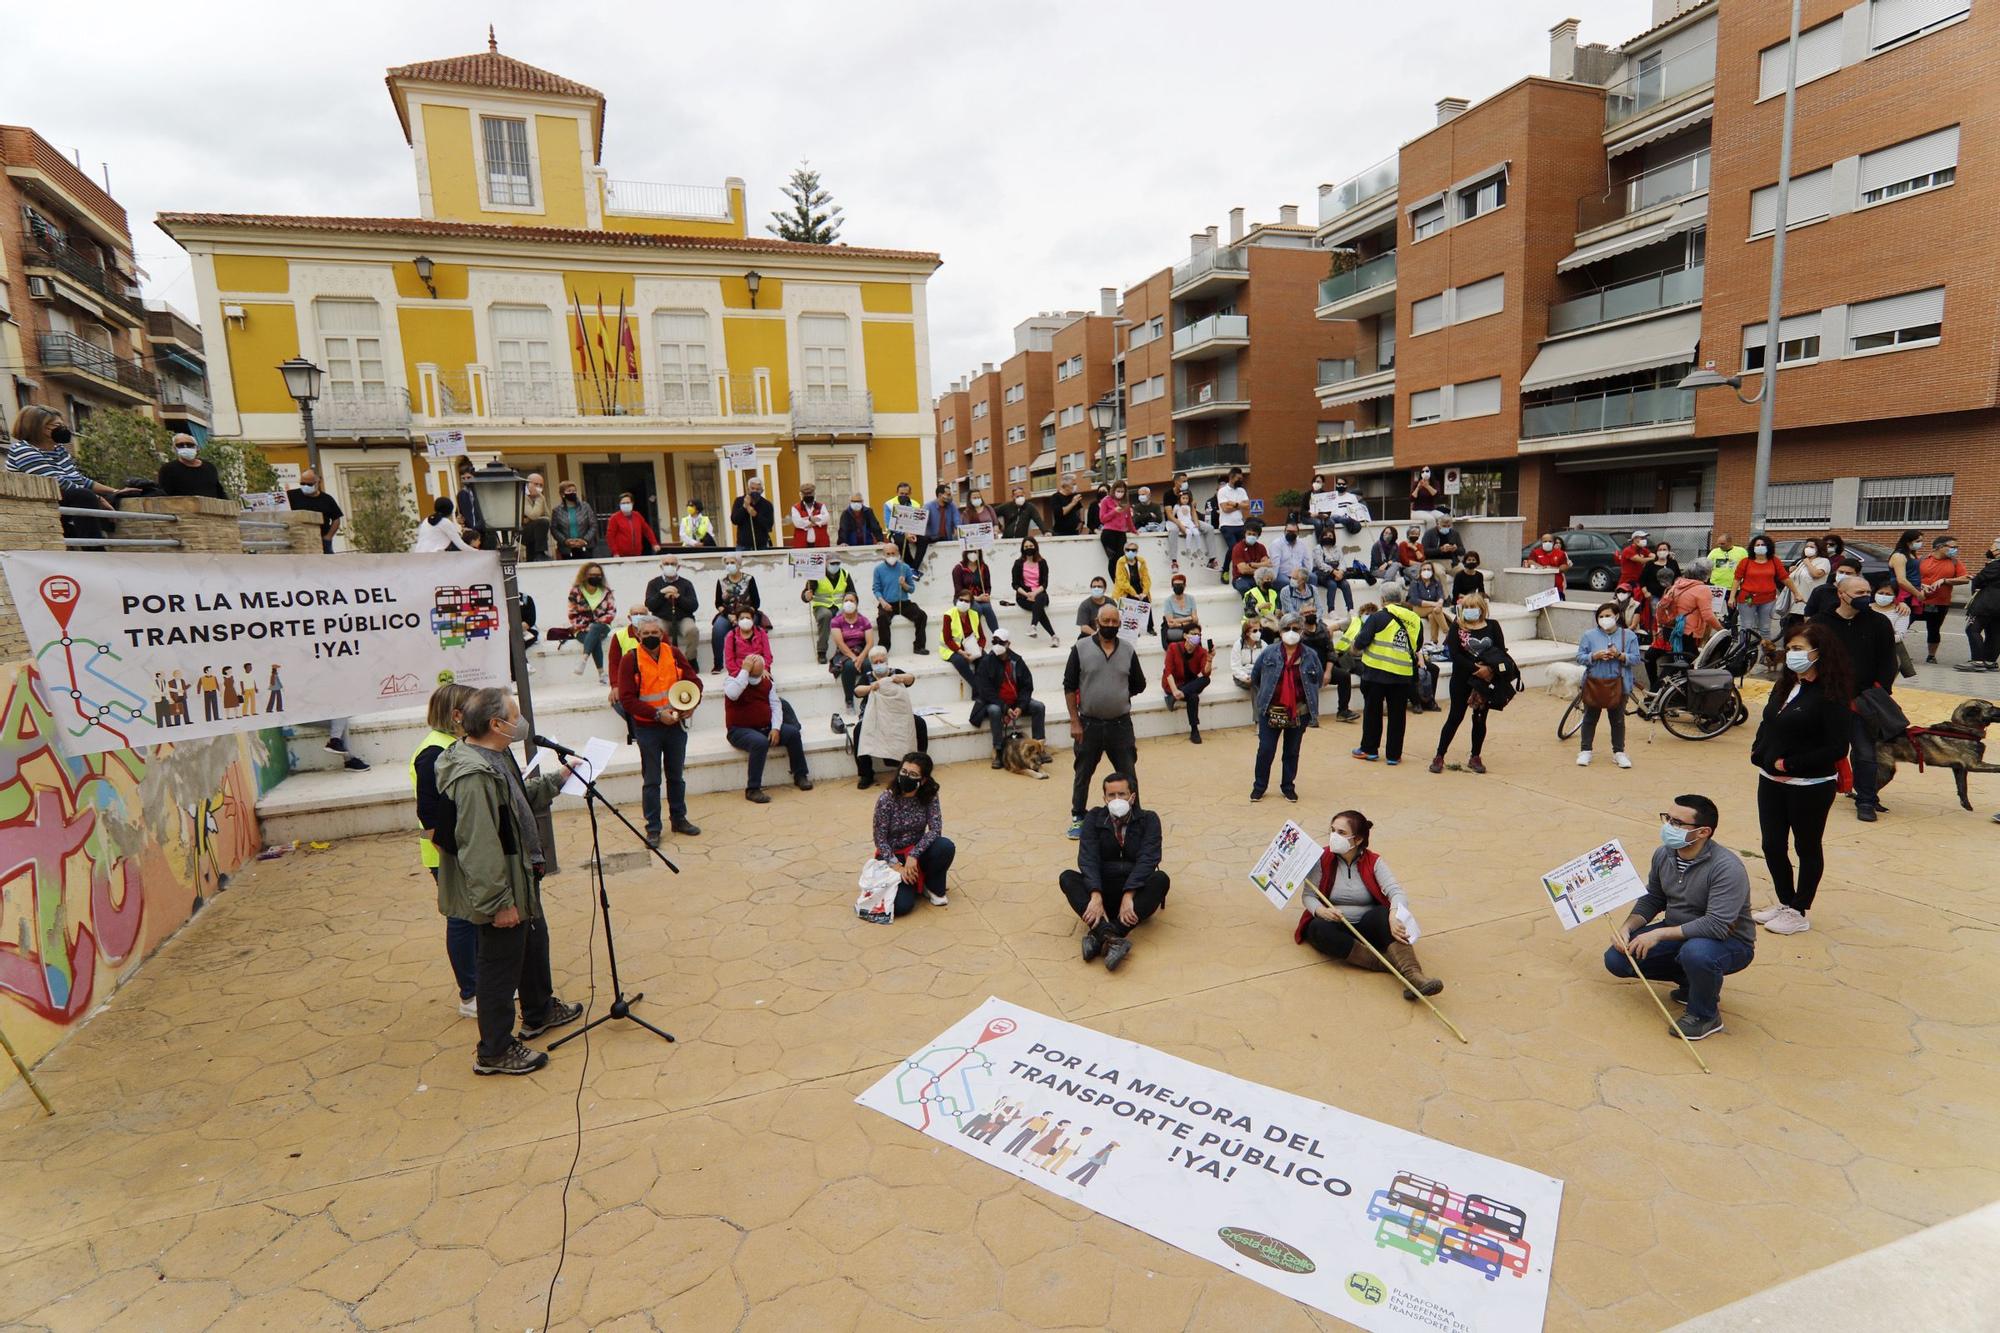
[788,550,828,580]
[1524,586,1561,613]
[0,551,512,758]
[1540,839,1647,928]
[859,998,1562,1332]
[887,505,929,537]
[424,429,467,460]
[240,491,291,514]
[722,442,759,473]
[959,521,996,552]
[1309,492,1339,517]
[1248,821,1322,910]
[1118,597,1151,643]
[1710,586,1728,619]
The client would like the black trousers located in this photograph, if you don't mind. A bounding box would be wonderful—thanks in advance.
[1359,680,1410,760]
[1434,670,1488,758]
[475,913,554,1060]
[1758,776,1837,912]
[876,600,927,652]
[1166,674,1209,728]
[1016,592,1056,636]
[1327,670,1353,713]
[1071,715,1138,818]
[1302,903,1392,960]
[1060,865,1171,936]
[1921,605,1949,650]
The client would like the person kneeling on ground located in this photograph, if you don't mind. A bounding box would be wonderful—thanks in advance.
[1603,793,1755,1042]
[972,627,1046,767]
[871,752,957,913]
[1059,773,1169,972]
[434,687,584,1076]
[1293,809,1442,998]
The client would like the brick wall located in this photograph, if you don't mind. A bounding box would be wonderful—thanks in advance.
[127,495,246,554]
[933,386,969,489]
[999,348,1052,500]
[1051,314,1116,485]
[1124,269,1175,487]
[965,370,1003,495]
[1242,243,1357,494]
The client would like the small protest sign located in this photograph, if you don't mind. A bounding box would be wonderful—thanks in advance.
[1118,597,1150,643]
[1541,839,1647,929]
[1248,820,1323,910]
[722,442,759,473]
[959,522,996,552]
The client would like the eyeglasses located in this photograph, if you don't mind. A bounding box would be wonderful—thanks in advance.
[1658,812,1703,830]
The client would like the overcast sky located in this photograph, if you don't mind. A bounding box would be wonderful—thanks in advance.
[23,0,1652,389]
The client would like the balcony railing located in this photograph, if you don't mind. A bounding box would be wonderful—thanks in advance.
[318,385,412,437]
[1548,265,1704,336]
[791,387,875,434]
[1318,428,1394,467]
[21,229,145,319]
[1318,251,1397,307]
[1173,378,1246,412]
[1171,313,1249,353]
[1318,359,1356,387]
[438,371,771,421]
[157,380,212,418]
[37,332,158,396]
[1577,148,1710,232]
[1605,37,1716,129]
[1174,443,1248,472]
[602,179,733,220]
[1521,384,1693,440]
[1320,155,1400,225]
[1170,246,1249,290]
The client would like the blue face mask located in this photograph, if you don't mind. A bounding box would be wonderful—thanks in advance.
[1785,649,1813,673]
[1660,821,1691,850]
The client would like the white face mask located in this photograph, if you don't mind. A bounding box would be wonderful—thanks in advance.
[619,502,634,514]
[1421,569,1435,581]
[1598,616,1618,630]
[725,561,741,574]
[661,564,679,577]
[1327,831,1354,855]
[176,446,198,461]
[300,484,319,496]
[1281,630,1302,646]
[1873,591,1894,606]
[842,600,858,613]
[737,617,754,632]
[850,501,863,510]
[1105,797,1132,820]
[1541,541,1553,551]
[1803,546,1818,558]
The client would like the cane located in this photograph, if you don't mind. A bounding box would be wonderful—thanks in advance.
[1618,938,1710,1075]
[1306,884,1468,1045]
[0,1020,54,1116]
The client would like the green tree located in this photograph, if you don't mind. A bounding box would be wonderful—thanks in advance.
[73,408,170,487]
[346,474,418,553]
[767,161,844,244]
[199,439,280,497]
[1274,487,1308,516]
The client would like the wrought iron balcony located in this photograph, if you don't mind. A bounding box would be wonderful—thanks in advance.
[317,385,412,438]
[602,180,733,220]
[430,370,773,422]
[37,332,157,397]
[21,229,145,320]
[791,387,875,435]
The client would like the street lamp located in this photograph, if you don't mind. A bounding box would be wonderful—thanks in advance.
[1088,395,1120,487]
[465,459,559,870]
[744,269,763,310]
[278,356,324,475]
[412,254,438,299]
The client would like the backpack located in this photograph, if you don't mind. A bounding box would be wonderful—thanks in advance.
[1474,646,1524,710]
[1855,686,1910,743]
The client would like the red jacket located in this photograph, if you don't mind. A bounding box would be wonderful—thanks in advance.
[789,501,831,548]
[1162,641,1210,689]
[605,510,657,558]
[614,642,703,726]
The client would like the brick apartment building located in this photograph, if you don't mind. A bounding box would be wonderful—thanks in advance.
[936,379,970,494]
[1045,298,1119,498]
[997,315,1060,506]
[1311,0,1993,554]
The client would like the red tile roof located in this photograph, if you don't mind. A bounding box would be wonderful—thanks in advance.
[384,40,607,159]
[155,212,941,267]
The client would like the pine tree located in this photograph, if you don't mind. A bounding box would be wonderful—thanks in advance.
[767,161,845,244]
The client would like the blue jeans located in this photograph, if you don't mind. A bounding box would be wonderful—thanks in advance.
[578,621,609,668]
[1232,575,1255,595]
[710,614,732,671]
[727,700,808,791]
[633,721,688,832]
[1252,721,1305,797]
[445,915,478,1001]
[1314,568,1355,611]
[982,699,1046,751]
[1602,932,1753,1023]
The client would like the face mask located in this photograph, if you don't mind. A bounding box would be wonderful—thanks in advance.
[1098,625,1120,641]
[747,670,764,684]
[1946,547,1959,557]
[726,561,741,574]
[897,773,921,792]
[177,446,198,461]
[1616,591,1631,602]
[1598,616,1618,630]
[585,574,603,586]
[1421,569,1435,581]
[1785,648,1813,673]
[1186,634,1201,646]
[640,635,662,649]
[1803,546,1817,558]
[738,618,754,632]
[1248,533,1262,543]
[1327,832,1354,855]
[1661,821,1692,850]
[1286,531,1300,543]
[842,600,858,614]
[969,499,982,509]
[1281,630,1302,646]
[1752,546,1768,557]
[1872,590,1896,607]
[827,560,841,572]
[1541,541,1553,551]
[1465,562,1480,572]
[1090,586,1106,597]
[660,563,679,577]
[957,600,972,611]
[1658,550,1672,561]
[301,484,319,496]
[1459,606,1480,622]
[1335,483,1348,493]
[620,502,634,514]
[1138,492,1150,502]
[1311,481,1324,492]
[1171,583,1186,594]
[1260,628,1279,644]
[1023,546,1038,557]
[1105,797,1132,820]
[802,492,816,503]
[849,501,862,511]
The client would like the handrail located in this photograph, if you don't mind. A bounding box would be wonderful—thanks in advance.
[59,507,178,522]
[1547,264,1704,335]
[1320,155,1400,224]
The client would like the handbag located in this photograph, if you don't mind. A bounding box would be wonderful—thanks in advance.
[1265,704,1297,729]
[1580,673,1625,712]
[855,858,900,924]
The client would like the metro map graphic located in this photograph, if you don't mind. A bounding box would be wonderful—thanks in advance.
[32,575,146,745]
[892,1016,1017,1130]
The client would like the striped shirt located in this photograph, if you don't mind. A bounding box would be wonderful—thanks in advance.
[5,439,92,490]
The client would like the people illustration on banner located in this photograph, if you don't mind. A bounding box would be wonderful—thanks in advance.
[970,1093,1119,1189]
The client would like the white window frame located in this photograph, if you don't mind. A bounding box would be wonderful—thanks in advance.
[1409,387,1444,426]
[972,400,989,419]
[1456,170,1508,224]
[478,115,537,209]
[1858,125,1961,206]
[314,298,388,402]
[1410,293,1445,336]
[1451,376,1502,420]
[1847,286,1945,358]
[1742,312,1825,373]
[1749,167,1834,237]
[943,448,956,466]
[941,415,955,433]
[1858,473,1952,527]
[652,310,713,414]
[797,314,852,398]
[973,437,990,455]
[489,303,559,411]
[1410,198,1446,242]
[1870,0,1971,52]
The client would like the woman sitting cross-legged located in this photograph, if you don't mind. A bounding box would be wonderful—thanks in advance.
[870,752,957,914]
[1292,809,1443,999]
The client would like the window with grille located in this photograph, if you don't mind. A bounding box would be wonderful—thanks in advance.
[481,117,534,207]
[1860,474,1952,525]
[1767,480,1833,526]
[653,311,712,412]
[315,299,386,401]
[798,315,850,396]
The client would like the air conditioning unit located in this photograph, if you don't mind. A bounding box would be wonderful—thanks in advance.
[27,276,54,301]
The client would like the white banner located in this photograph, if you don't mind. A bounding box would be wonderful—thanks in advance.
[1118,596,1151,643]
[859,998,1562,1332]
[0,551,513,757]
[887,505,929,537]
[1309,492,1339,517]
[1540,839,1646,929]
[1249,820,1323,910]
[1523,587,1561,613]
[959,521,996,552]
[722,442,760,473]
[424,429,468,459]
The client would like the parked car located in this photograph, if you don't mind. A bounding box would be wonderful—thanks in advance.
[1522,529,1623,593]
[1773,538,1893,583]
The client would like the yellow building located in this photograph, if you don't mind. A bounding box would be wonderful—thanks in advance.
[160,35,939,544]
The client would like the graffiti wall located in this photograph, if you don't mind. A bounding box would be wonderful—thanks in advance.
[0,660,265,1085]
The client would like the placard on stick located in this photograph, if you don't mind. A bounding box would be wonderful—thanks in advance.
[887,506,929,536]
[959,522,996,552]
[1541,839,1646,928]
[722,442,759,473]
[1248,820,1323,910]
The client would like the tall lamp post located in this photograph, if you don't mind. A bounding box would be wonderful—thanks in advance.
[466,458,560,872]
[278,356,325,476]
[1088,395,1121,488]
[1679,0,1802,535]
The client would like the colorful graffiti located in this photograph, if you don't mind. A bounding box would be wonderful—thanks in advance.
[0,661,264,1083]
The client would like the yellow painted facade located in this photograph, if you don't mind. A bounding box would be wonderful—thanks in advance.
[719,273,782,310]
[859,282,913,314]
[722,317,790,411]
[862,322,919,414]
[392,259,469,300]
[212,255,288,293]
[221,304,301,412]
[397,306,477,400]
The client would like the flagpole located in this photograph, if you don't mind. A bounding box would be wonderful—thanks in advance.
[572,293,602,417]
[612,292,629,414]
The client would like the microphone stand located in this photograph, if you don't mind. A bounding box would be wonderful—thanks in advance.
[545,754,678,1050]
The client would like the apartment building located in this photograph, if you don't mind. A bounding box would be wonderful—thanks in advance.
[145,304,211,442]
[1119,269,1174,488]
[2,126,159,432]
[1048,298,1119,496]
[1309,0,1993,549]
[958,364,1002,502]
[934,379,969,495]
[998,314,1063,506]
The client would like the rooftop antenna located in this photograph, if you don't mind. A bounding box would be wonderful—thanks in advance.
[488,24,497,52]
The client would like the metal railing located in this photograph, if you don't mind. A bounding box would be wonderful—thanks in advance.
[60,507,181,550]
[158,380,213,417]
[1171,245,1249,290]
[1605,37,1716,128]
[1317,428,1394,467]
[37,332,158,396]
[1317,355,1395,389]
[435,372,771,421]
[239,517,290,553]
[1320,155,1400,225]
[603,179,733,220]
[1521,384,1694,439]
[317,385,413,437]
[1174,443,1248,472]
[791,387,874,434]
[1173,377,1245,411]
[1577,147,1710,232]
[1171,313,1249,353]
[1318,251,1397,307]
[1548,265,1704,336]
[21,228,146,318]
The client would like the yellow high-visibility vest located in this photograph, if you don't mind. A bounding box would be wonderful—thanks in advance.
[409,729,456,870]
[1339,603,1421,677]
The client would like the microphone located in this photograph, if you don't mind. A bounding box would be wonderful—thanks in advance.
[533,734,581,760]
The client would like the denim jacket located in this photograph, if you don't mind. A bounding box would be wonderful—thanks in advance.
[1250,643,1322,723]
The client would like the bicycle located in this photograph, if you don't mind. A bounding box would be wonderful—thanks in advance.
[1557,629,1752,743]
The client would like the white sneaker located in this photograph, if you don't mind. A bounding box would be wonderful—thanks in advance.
[1751,903,1785,923]
[572,658,587,676]
[457,998,478,1018]
[1576,751,1593,766]
[926,890,949,907]
[1613,752,1632,769]
[1764,907,1812,934]
[598,670,609,685]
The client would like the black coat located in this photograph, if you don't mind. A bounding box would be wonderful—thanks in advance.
[1076,806,1163,894]
[1810,608,1897,692]
[643,575,699,623]
[1750,678,1851,779]
[731,495,776,550]
[971,650,1037,723]
[1968,557,2000,619]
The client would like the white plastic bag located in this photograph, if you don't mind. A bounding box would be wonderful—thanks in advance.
[856,858,900,924]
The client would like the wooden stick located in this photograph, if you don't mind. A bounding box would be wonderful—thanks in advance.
[1306,885,1469,1045]
[0,1020,54,1116]
[1619,939,1711,1074]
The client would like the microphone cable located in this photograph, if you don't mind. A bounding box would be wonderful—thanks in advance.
[542,848,597,1332]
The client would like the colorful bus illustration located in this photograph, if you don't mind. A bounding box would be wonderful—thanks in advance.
[1465,1194,1527,1242]
[1367,1189,1420,1226]
[1387,1171,1450,1216]
[430,584,501,648]
[1438,1227,1505,1281]
[1369,1170,1533,1281]
[1374,1216,1442,1265]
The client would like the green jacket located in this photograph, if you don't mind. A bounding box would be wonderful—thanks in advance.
[433,741,564,924]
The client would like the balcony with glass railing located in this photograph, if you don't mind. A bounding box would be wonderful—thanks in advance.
[1521,383,1693,440]
[1316,251,1397,316]
[1317,427,1394,468]
[1174,443,1248,473]
[1172,374,1248,418]
[1170,313,1250,360]
[1547,265,1704,336]
[1319,155,1400,227]
[1604,36,1716,130]
[157,379,212,421]
[1576,148,1710,233]
[1169,246,1249,296]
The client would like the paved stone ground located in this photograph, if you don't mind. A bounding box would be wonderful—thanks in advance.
[3,686,1997,1331]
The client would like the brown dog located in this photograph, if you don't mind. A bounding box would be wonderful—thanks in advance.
[1874,699,2000,811]
[1002,732,1053,779]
